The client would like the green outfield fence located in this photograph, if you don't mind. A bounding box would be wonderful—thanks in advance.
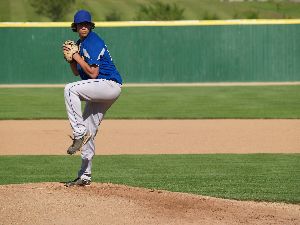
[1,20,300,84]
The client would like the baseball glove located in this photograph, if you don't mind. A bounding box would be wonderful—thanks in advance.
[62,40,79,62]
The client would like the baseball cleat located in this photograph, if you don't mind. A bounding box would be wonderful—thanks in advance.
[65,177,91,187]
[67,133,92,155]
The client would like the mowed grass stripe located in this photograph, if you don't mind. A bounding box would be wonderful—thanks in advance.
[0,85,299,119]
[0,154,299,203]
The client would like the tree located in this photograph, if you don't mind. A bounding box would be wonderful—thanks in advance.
[30,0,75,21]
[135,1,185,21]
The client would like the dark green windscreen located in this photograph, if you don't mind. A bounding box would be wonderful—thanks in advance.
[1,24,299,84]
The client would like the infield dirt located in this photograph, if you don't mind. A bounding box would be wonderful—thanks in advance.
[0,119,299,155]
[0,119,299,224]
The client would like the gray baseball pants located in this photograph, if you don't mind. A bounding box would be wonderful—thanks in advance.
[64,79,121,181]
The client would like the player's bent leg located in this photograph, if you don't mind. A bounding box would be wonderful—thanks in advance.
[65,80,121,185]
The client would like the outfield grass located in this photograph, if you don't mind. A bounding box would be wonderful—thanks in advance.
[0,85,299,119]
[1,0,300,22]
[0,154,299,203]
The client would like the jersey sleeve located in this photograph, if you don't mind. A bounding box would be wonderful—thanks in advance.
[82,41,105,66]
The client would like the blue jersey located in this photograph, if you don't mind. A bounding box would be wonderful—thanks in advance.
[76,31,122,84]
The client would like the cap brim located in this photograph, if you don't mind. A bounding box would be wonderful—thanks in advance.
[71,22,95,31]
[73,21,94,25]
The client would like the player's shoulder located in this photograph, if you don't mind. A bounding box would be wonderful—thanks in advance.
[85,31,104,48]
[88,32,104,43]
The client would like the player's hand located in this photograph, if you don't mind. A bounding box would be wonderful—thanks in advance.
[62,40,79,63]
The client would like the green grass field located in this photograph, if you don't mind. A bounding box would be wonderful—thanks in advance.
[0,154,299,203]
[1,0,300,22]
[0,85,300,119]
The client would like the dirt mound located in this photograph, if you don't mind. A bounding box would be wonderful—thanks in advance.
[0,182,299,225]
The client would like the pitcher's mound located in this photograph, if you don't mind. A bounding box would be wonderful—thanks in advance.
[0,182,299,225]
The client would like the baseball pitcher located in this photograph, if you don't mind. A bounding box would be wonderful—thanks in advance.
[62,10,122,187]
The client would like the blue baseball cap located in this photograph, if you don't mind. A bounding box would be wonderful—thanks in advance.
[74,10,93,24]
[71,10,95,32]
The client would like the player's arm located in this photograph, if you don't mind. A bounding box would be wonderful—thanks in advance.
[73,53,99,79]
[69,61,79,76]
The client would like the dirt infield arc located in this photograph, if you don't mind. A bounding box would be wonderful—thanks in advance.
[0,119,299,155]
